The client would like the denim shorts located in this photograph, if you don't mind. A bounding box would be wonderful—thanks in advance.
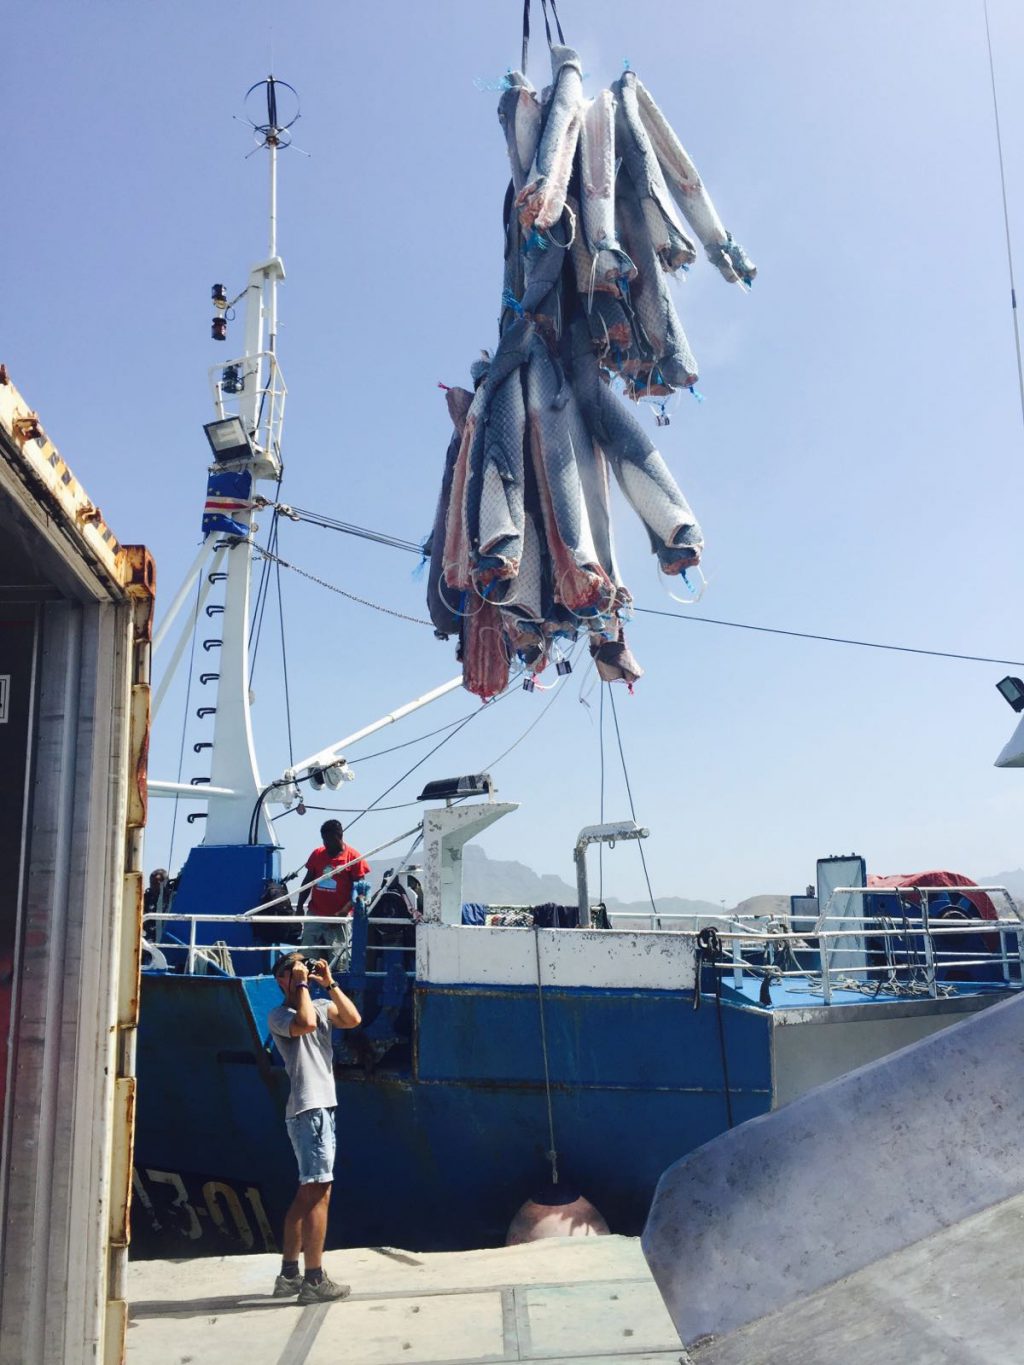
[285,1106,336,1184]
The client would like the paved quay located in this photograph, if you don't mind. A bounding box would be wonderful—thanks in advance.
[126,1234,688,1365]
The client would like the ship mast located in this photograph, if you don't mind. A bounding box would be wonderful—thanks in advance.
[202,76,295,845]
[153,76,294,848]
[148,78,461,855]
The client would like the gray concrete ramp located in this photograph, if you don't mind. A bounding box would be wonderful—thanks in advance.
[126,1236,688,1364]
[690,1190,1024,1365]
[643,992,1024,1345]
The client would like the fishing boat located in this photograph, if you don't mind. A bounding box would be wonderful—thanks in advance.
[129,50,1024,1260]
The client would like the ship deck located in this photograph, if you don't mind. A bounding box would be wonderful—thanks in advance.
[726,974,1011,1011]
[126,1234,688,1364]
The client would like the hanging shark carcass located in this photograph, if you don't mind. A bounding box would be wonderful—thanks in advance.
[427,43,752,697]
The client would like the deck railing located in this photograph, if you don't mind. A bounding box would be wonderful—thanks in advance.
[144,885,1024,1003]
[693,885,1024,1002]
[144,911,418,978]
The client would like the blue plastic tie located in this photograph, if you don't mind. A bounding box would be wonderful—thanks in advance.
[501,289,525,317]
[526,228,548,253]
[473,74,513,93]
[689,385,705,403]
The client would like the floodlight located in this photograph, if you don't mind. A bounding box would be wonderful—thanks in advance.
[417,774,494,802]
[996,676,1024,713]
[323,761,352,790]
[204,417,255,464]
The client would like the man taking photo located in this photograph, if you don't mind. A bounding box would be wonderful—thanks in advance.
[268,952,361,1303]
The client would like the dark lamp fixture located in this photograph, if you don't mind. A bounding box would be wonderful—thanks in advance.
[417,774,494,802]
[211,316,228,342]
[556,659,573,676]
[996,676,1024,713]
[203,417,255,463]
[211,283,228,307]
[221,364,244,395]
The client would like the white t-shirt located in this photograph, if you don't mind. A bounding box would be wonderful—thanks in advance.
[268,997,337,1118]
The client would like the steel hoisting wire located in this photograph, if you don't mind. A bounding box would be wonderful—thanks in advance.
[481,648,578,769]
[522,0,566,74]
[258,504,1024,664]
[343,708,485,836]
[281,505,423,556]
[274,548,295,765]
[252,544,433,627]
[633,605,1024,667]
[598,687,606,900]
[534,927,560,1186]
[608,686,660,927]
[250,487,283,674]
[268,668,532,835]
[983,0,1024,437]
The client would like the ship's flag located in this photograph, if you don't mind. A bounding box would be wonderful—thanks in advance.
[202,469,253,538]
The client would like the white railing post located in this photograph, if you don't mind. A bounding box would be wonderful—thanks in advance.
[919,889,938,998]
[187,916,198,975]
[820,926,833,1004]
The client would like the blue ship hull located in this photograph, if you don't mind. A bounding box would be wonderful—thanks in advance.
[131,970,773,1257]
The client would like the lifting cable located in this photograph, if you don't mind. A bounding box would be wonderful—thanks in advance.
[250,473,286,672]
[274,547,295,766]
[983,0,1024,437]
[248,502,1024,665]
[252,543,433,627]
[272,662,570,833]
[633,605,1024,667]
[344,708,484,835]
[607,686,661,927]
[280,504,423,557]
[598,684,606,904]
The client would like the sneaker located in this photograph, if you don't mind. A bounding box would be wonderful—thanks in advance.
[273,1273,302,1298]
[297,1273,351,1305]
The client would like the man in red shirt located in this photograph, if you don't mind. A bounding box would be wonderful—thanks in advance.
[296,819,371,951]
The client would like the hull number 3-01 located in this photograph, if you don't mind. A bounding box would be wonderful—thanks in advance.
[132,1167,277,1252]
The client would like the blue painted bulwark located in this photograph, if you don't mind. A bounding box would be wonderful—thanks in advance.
[165,844,280,947]
[132,970,773,1258]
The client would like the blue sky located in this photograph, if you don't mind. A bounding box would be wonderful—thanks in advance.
[5,0,1024,903]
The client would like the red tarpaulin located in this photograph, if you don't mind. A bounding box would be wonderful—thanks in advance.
[867,870,998,922]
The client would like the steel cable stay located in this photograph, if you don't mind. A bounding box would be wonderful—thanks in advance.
[598,684,606,904]
[632,605,1024,667]
[267,673,520,841]
[249,503,282,675]
[607,685,660,927]
[253,510,1024,666]
[251,543,433,626]
[270,656,573,838]
[274,544,295,766]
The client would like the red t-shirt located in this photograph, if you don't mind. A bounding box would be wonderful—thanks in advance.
[305,844,371,917]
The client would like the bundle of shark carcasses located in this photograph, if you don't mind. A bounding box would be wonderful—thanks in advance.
[426,46,755,698]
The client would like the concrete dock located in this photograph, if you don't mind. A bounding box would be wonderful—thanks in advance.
[126,1235,688,1365]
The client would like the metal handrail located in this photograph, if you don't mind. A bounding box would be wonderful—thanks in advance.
[145,910,418,976]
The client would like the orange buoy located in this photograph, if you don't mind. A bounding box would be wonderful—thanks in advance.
[505,1182,610,1245]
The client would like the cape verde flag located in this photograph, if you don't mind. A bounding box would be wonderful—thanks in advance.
[202,469,253,538]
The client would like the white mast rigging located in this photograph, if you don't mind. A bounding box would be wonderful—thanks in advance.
[148,79,464,848]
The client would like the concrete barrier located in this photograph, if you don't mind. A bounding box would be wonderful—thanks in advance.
[642,992,1024,1344]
